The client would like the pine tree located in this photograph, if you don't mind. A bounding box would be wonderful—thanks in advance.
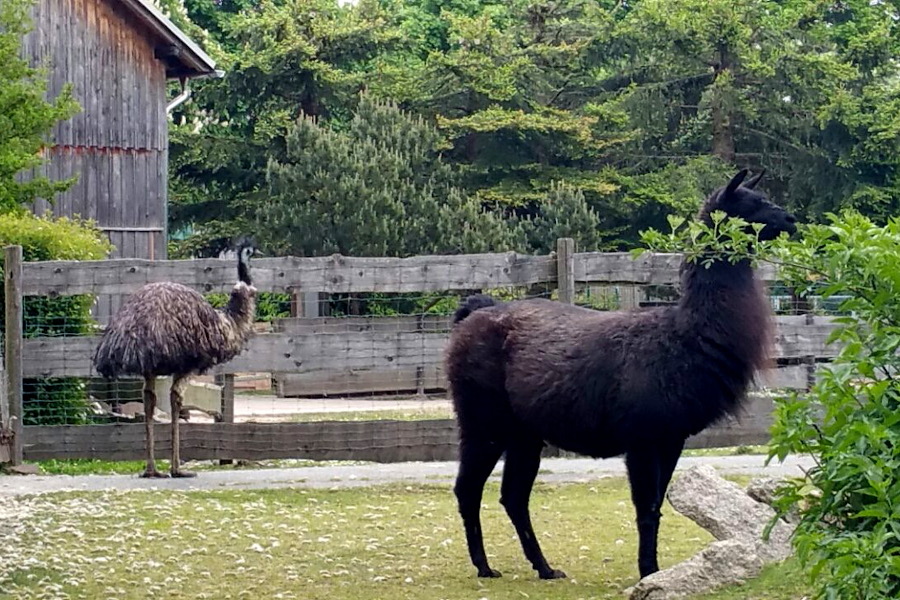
[262,96,521,256]
[524,182,601,254]
[0,0,79,212]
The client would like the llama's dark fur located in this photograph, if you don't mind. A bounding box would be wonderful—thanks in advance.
[94,242,258,478]
[445,170,796,580]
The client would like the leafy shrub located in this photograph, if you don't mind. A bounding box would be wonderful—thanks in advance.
[768,212,900,600]
[0,213,113,425]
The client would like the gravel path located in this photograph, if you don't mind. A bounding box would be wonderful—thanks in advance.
[0,454,815,496]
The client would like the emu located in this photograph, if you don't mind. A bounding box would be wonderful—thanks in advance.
[446,170,796,580]
[94,242,259,478]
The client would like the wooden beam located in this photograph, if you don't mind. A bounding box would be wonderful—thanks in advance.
[21,392,778,462]
[21,315,841,379]
[21,252,556,296]
[556,238,575,304]
[22,420,461,463]
[4,246,24,465]
[576,252,779,285]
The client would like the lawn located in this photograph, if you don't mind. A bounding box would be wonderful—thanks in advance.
[0,479,810,600]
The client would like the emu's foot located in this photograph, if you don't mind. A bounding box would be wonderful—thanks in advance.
[140,469,169,479]
[476,567,502,578]
[538,568,567,580]
[170,470,197,478]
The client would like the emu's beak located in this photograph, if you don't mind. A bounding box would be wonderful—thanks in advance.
[254,249,266,257]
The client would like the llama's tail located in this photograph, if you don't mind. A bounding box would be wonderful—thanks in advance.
[453,294,497,324]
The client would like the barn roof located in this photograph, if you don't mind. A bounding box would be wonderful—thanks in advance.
[120,0,217,79]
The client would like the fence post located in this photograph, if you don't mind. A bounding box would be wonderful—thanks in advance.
[556,238,576,304]
[217,373,235,465]
[4,245,24,465]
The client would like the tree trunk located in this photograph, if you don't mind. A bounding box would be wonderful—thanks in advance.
[711,46,735,163]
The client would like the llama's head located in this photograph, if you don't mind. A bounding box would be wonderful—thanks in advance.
[701,169,797,241]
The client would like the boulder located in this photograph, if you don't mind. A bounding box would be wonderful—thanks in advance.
[628,465,796,600]
[666,465,793,562]
[629,539,763,600]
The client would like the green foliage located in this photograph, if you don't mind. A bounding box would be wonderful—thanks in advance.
[0,213,113,425]
[262,96,522,256]
[637,211,770,269]
[0,0,80,213]
[168,0,900,256]
[523,182,601,254]
[766,213,900,600]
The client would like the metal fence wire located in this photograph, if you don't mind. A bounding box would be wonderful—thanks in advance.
[3,245,844,463]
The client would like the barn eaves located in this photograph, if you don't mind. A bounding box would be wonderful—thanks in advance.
[119,0,217,79]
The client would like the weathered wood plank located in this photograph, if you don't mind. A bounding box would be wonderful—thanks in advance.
[577,252,780,285]
[275,367,446,397]
[22,420,462,463]
[21,253,557,296]
[22,315,840,380]
[557,238,575,304]
[22,392,777,462]
[4,246,25,465]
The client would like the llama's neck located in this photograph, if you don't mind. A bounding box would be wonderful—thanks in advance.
[676,257,773,374]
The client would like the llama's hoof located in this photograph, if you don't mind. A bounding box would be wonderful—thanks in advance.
[477,568,502,578]
[538,568,567,580]
[140,469,169,479]
[170,470,197,478]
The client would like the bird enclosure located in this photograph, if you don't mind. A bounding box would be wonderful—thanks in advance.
[1,241,840,465]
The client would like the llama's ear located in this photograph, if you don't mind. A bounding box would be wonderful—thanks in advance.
[724,169,749,197]
[743,169,766,190]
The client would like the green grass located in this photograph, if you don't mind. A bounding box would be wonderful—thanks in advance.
[0,479,812,600]
[29,442,771,477]
[30,458,371,476]
[0,480,706,599]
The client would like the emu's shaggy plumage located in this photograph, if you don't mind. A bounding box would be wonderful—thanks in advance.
[94,281,255,379]
[446,170,797,581]
[93,244,257,478]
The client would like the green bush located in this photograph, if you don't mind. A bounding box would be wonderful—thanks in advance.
[0,213,113,425]
[768,212,900,600]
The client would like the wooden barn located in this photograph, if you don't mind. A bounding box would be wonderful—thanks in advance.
[22,0,217,264]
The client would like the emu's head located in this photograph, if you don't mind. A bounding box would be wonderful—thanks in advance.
[701,169,797,241]
[235,237,261,286]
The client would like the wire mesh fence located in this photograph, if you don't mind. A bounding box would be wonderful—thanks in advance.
[2,245,844,463]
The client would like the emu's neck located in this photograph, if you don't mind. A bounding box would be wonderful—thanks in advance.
[224,287,256,340]
[677,257,772,374]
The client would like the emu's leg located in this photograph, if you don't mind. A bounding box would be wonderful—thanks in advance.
[501,438,565,580]
[169,376,196,478]
[626,439,684,578]
[140,376,167,478]
[454,437,504,578]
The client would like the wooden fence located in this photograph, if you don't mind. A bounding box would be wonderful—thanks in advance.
[2,241,838,464]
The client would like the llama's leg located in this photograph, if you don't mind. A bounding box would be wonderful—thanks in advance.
[626,440,684,578]
[169,376,196,478]
[500,438,565,580]
[140,377,167,478]
[454,437,504,578]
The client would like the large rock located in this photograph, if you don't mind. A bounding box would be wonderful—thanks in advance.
[628,465,796,600]
[629,539,764,600]
[666,465,793,562]
[747,476,799,523]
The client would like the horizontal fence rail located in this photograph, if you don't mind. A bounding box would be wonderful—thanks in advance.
[5,245,839,464]
[21,253,558,296]
[20,252,785,297]
[22,314,839,382]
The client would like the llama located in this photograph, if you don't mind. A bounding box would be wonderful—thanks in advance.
[94,241,259,478]
[445,169,796,580]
